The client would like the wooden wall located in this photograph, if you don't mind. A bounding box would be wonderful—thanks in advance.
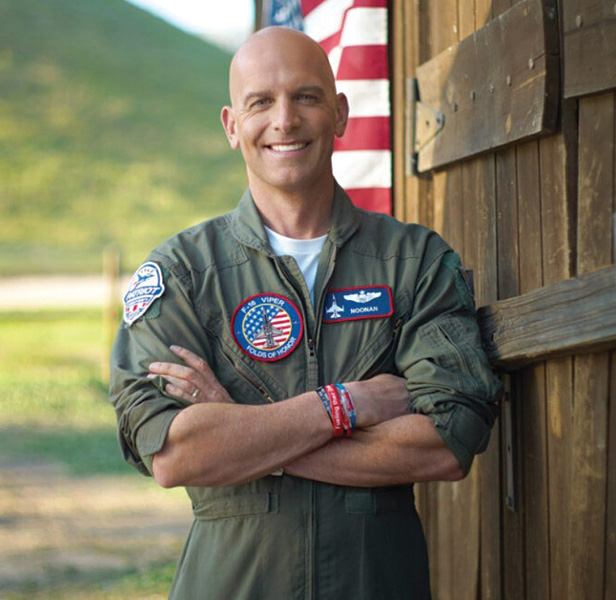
[391,1,615,598]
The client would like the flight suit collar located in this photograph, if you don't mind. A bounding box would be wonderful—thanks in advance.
[230,182,361,253]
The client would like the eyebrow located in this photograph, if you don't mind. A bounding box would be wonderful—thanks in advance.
[241,85,326,106]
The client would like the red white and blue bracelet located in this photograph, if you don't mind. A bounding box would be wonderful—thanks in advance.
[316,383,356,437]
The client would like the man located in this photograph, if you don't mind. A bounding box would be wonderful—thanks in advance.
[110,26,501,599]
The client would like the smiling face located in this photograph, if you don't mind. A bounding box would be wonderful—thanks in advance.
[221,28,348,201]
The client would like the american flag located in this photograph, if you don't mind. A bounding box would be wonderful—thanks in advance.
[261,0,391,214]
[245,305,292,348]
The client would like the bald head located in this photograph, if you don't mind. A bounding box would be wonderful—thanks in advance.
[228,27,337,107]
[219,26,349,204]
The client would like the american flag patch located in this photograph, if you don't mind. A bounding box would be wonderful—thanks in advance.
[232,293,304,362]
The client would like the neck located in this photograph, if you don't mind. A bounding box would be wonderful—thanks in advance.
[249,179,335,239]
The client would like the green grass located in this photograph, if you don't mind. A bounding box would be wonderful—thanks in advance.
[3,562,176,599]
[0,309,184,598]
[0,309,125,472]
[0,0,247,275]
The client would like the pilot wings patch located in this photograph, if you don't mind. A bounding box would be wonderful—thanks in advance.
[323,285,393,323]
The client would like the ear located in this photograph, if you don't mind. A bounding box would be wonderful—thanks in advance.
[221,106,240,149]
[334,93,349,138]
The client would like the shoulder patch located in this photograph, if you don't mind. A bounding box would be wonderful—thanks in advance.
[123,262,166,326]
[442,252,475,310]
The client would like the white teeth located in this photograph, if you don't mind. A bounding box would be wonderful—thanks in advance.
[270,143,306,152]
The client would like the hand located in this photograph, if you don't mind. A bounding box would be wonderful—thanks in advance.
[148,345,233,405]
[344,374,410,428]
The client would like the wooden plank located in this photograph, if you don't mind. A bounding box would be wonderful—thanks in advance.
[414,0,559,171]
[577,93,615,273]
[520,363,549,600]
[496,148,519,300]
[516,135,549,600]
[435,482,454,599]
[502,375,525,600]
[392,0,407,220]
[604,351,616,600]
[451,474,480,600]
[517,142,543,294]
[569,353,609,598]
[539,109,577,288]
[491,0,513,18]
[478,265,616,366]
[404,0,432,227]
[545,357,573,600]
[458,0,475,39]
[568,90,613,600]
[539,117,576,600]
[495,131,523,600]
[563,0,616,98]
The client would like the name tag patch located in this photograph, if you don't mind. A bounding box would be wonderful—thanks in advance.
[232,293,303,362]
[123,262,165,326]
[323,286,393,323]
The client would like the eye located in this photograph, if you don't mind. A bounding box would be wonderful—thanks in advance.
[295,93,318,103]
[251,97,272,109]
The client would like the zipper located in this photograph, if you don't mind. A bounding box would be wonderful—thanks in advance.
[355,316,405,381]
[220,343,276,404]
[436,321,472,374]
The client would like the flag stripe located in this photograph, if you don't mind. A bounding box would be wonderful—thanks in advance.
[303,0,353,41]
[336,79,390,118]
[335,116,390,150]
[340,8,387,46]
[336,45,388,80]
[332,150,391,189]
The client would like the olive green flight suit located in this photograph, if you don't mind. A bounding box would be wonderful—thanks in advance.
[110,184,501,600]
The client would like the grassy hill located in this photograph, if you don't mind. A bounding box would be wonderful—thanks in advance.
[0,0,247,275]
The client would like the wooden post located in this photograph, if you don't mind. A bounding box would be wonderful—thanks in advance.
[102,245,121,385]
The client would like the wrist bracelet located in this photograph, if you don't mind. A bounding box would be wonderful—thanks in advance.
[316,386,333,423]
[335,383,356,429]
[324,384,345,436]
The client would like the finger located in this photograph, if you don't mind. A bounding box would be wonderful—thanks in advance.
[170,346,217,378]
[149,361,197,382]
[164,381,197,403]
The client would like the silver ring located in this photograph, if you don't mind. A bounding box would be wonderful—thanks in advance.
[192,388,200,399]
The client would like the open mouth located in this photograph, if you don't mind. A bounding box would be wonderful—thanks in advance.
[266,142,309,152]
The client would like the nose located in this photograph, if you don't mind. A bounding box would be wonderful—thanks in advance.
[272,98,300,133]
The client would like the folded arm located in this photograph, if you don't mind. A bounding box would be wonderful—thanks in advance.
[148,346,461,488]
[148,346,412,488]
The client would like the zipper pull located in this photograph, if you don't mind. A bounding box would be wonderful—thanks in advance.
[259,386,275,403]
[308,338,315,357]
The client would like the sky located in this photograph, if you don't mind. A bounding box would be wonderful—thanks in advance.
[125,0,255,51]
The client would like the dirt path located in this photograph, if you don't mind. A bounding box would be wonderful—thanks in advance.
[0,459,192,596]
[0,276,131,311]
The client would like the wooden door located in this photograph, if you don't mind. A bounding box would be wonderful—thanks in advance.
[391,1,616,598]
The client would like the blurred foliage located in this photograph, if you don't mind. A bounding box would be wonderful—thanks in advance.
[0,0,247,275]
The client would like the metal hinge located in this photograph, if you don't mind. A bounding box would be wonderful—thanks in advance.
[406,78,446,176]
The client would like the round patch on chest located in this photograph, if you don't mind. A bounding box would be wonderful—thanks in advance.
[232,293,303,362]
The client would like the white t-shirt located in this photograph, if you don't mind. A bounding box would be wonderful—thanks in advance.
[264,225,327,305]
